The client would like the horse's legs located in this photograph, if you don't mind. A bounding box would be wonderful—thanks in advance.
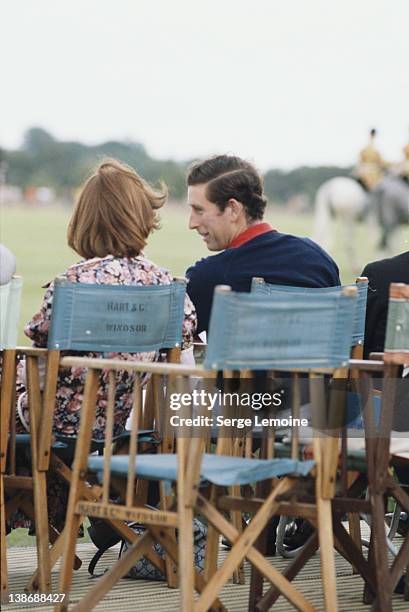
[313,189,333,252]
[342,213,360,273]
[378,227,389,251]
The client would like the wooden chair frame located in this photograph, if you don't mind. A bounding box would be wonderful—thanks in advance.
[4,278,187,594]
[21,344,181,593]
[52,282,359,610]
[254,283,409,612]
[1,346,56,597]
[54,356,353,612]
[55,360,221,611]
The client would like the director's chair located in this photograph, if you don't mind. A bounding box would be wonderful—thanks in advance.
[9,278,187,593]
[55,283,357,611]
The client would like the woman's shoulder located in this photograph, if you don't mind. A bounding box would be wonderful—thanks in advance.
[58,254,174,285]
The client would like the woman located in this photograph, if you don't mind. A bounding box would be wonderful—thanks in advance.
[14,159,196,529]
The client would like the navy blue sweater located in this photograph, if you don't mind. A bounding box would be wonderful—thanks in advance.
[186,231,340,333]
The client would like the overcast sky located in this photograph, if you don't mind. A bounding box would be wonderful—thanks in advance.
[2,0,408,170]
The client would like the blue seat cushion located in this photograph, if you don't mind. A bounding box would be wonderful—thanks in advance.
[88,453,315,487]
[15,434,67,449]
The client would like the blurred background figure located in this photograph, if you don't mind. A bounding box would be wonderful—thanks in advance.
[399,140,409,183]
[355,128,389,190]
[0,243,16,285]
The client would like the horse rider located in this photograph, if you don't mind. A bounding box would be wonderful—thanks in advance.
[399,141,409,183]
[354,128,389,190]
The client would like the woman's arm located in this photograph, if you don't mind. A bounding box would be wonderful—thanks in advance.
[24,281,55,347]
[181,294,197,348]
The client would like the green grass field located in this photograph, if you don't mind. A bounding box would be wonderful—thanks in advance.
[1,203,407,344]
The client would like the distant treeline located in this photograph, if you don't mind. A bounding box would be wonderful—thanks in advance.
[1,127,351,204]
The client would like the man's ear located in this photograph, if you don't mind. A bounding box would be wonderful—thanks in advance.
[227,198,245,220]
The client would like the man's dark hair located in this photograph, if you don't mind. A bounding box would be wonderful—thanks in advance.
[187,155,267,221]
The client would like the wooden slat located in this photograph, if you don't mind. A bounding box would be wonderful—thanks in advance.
[1,476,8,598]
[0,350,16,473]
[102,371,116,505]
[76,502,178,527]
[15,346,48,357]
[2,476,33,490]
[60,357,212,377]
[38,350,60,471]
[125,375,141,507]
[348,359,384,371]
[60,356,338,376]
[26,355,51,593]
[290,372,300,460]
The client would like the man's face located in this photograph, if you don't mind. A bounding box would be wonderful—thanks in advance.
[187,184,236,251]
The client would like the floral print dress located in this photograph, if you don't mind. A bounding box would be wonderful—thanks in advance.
[12,254,196,530]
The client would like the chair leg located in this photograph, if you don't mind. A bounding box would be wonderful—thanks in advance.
[56,512,83,612]
[370,493,393,612]
[32,471,52,592]
[348,513,362,574]
[248,476,277,610]
[179,505,195,612]
[204,525,220,585]
[317,498,338,612]
[67,531,157,612]
[248,522,269,611]
[26,522,82,592]
[159,481,178,588]
[332,519,376,595]
[347,472,362,574]
[230,484,245,584]
[149,525,226,611]
[17,494,82,593]
[203,487,220,583]
[254,532,319,611]
[197,491,314,612]
[1,476,8,602]
[363,533,376,605]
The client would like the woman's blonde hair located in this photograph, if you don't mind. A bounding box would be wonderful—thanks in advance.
[67,159,167,259]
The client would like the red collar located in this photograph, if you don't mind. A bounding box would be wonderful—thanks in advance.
[228,223,275,248]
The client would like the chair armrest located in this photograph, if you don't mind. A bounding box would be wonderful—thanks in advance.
[348,358,384,372]
[16,346,48,357]
[369,352,384,361]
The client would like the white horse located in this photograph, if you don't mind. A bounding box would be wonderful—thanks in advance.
[313,175,409,270]
[313,177,368,269]
[372,175,409,249]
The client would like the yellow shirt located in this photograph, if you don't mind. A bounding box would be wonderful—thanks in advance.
[356,140,388,189]
[401,143,409,177]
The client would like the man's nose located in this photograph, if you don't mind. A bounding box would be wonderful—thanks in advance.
[189,211,199,230]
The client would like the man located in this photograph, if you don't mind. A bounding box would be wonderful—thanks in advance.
[186,155,340,553]
[355,128,388,191]
[362,252,409,591]
[186,155,340,334]
[362,250,409,359]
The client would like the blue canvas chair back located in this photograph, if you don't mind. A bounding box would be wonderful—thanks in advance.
[0,276,23,350]
[251,277,368,348]
[204,285,356,370]
[384,282,409,363]
[48,278,186,352]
